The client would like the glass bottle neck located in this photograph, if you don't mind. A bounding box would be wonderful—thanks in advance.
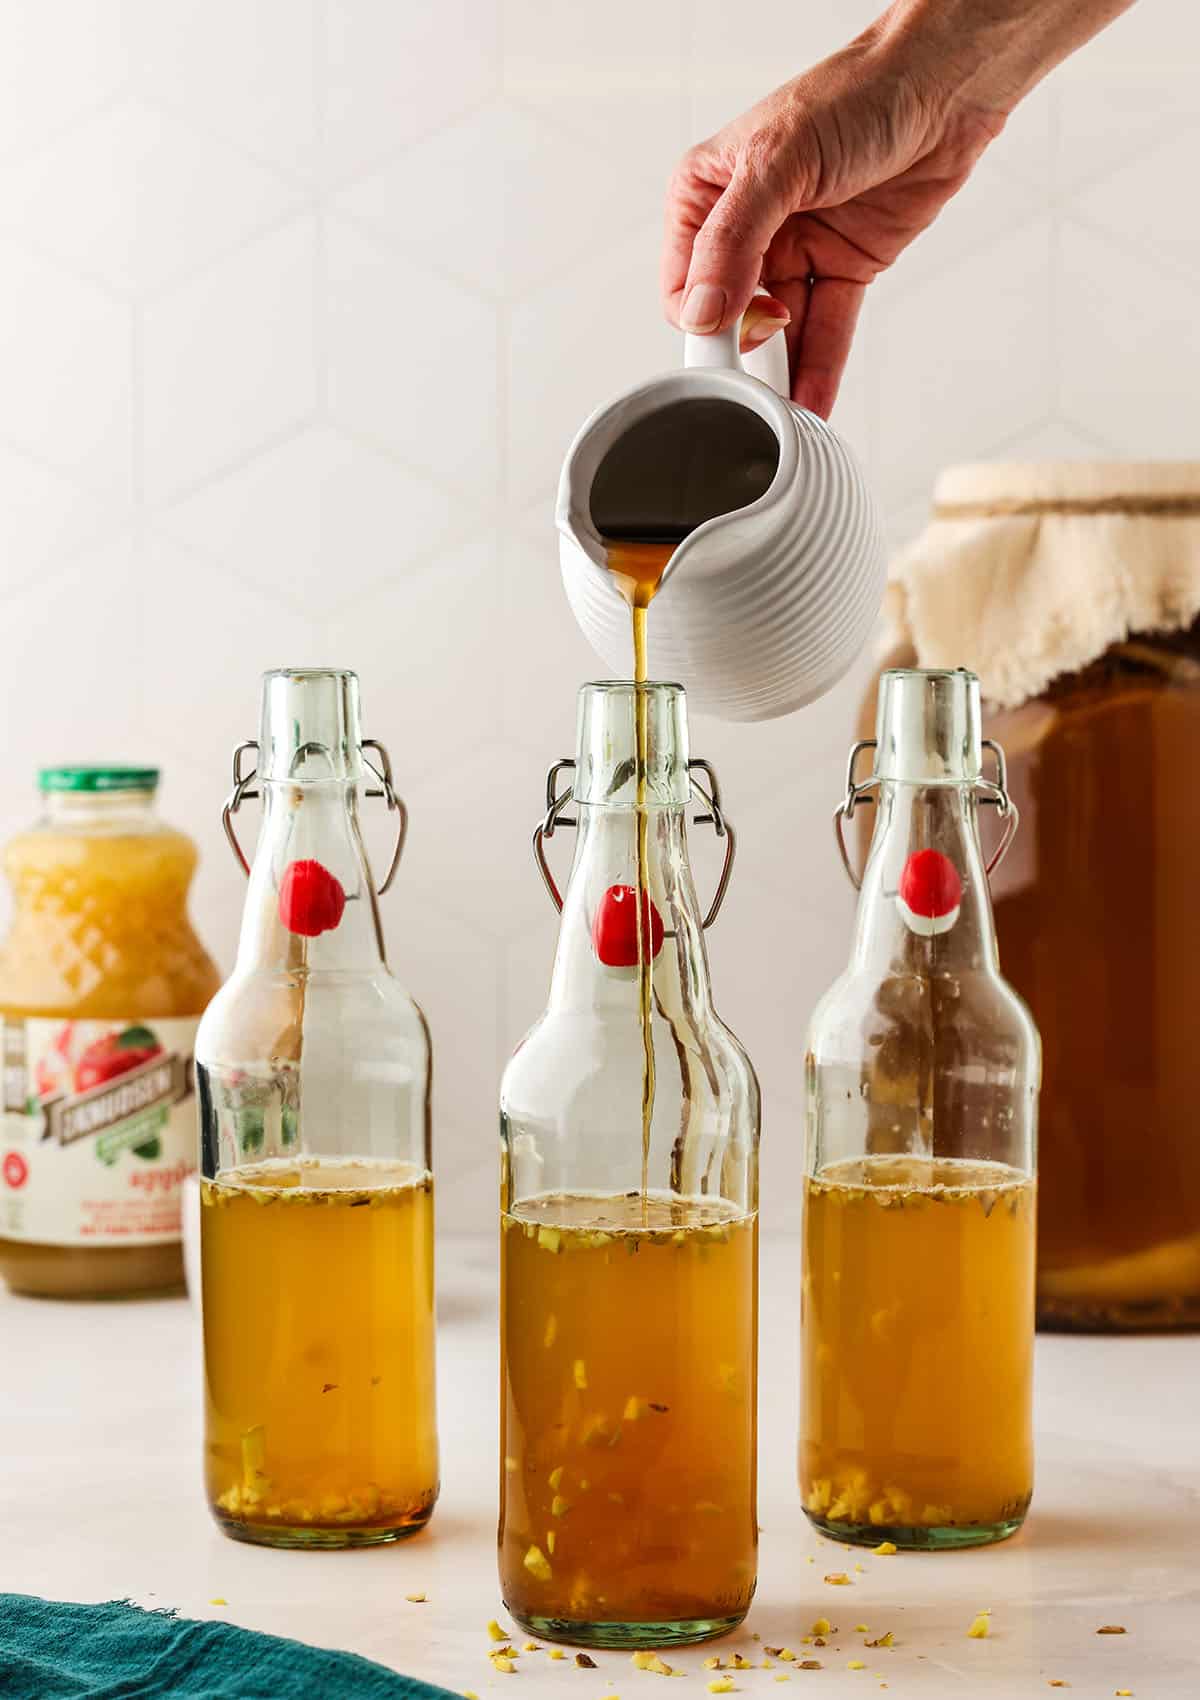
[854,781,997,974]
[236,780,386,973]
[549,802,712,1012]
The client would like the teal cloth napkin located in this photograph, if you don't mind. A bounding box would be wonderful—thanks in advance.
[0,1596,461,1700]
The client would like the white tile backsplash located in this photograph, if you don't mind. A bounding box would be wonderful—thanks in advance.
[0,2,1194,1230]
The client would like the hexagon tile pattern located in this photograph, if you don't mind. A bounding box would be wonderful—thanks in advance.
[0,1,1193,1234]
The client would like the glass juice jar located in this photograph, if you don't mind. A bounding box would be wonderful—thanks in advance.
[197,669,437,1548]
[498,681,760,1649]
[803,670,1039,1549]
[0,766,220,1298]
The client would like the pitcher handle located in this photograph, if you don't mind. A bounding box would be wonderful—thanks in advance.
[684,310,789,399]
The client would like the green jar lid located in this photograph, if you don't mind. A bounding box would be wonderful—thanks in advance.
[38,766,160,793]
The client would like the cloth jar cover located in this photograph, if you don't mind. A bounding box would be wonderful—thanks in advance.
[885,461,1200,704]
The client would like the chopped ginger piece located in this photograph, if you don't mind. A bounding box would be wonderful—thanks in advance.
[778,1650,796,1662]
[405,1592,426,1603]
[487,1622,507,1642]
[854,1624,868,1633]
[464,1692,479,1699]
[543,1314,557,1348]
[522,1641,539,1652]
[707,1683,735,1695]
[1097,1626,1127,1635]
[537,1225,561,1253]
[967,1611,991,1639]
[811,1619,831,1637]
[491,1656,516,1674]
[730,1655,755,1671]
[631,1651,674,1675]
[624,1395,647,1421]
[1115,1691,1133,1697]
[848,1661,866,1671]
[703,1657,722,1670]
[523,1544,553,1582]
[761,1659,774,1670]
[548,1649,566,1660]
[799,1662,822,1673]
[854,1563,865,1573]
[1048,1684,1069,1690]
[551,1495,570,1517]
[873,1541,897,1555]
[546,1530,556,1554]
[824,1573,852,1585]
[548,1466,563,1490]
[504,1457,518,1472]
[573,1359,588,1389]
[865,1633,894,1649]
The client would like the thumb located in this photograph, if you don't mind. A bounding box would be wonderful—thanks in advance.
[678,159,792,335]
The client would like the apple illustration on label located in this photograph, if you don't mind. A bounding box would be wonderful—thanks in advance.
[897,848,962,936]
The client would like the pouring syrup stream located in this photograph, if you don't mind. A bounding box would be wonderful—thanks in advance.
[604,540,675,1208]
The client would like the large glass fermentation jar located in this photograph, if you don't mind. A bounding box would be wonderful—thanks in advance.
[875,462,1200,1331]
[804,670,1039,1550]
[499,681,760,1648]
[197,669,436,1548]
[0,767,220,1298]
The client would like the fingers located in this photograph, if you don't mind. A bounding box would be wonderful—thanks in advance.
[679,162,792,333]
[664,144,795,335]
[789,276,866,419]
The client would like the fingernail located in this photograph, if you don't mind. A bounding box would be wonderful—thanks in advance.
[742,307,790,349]
[680,283,726,332]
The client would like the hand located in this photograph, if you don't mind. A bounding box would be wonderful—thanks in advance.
[662,0,1134,417]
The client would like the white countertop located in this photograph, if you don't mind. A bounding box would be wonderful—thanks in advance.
[4,1238,1198,1698]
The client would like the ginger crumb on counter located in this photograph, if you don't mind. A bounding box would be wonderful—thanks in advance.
[522,1641,539,1652]
[487,1621,508,1642]
[873,1541,897,1555]
[405,1593,426,1603]
[463,1691,479,1699]
[1097,1626,1128,1635]
[848,1660,866,1671]
[866,1633,894,1650]
[630,1651,673,1675]
[208,1598,227,1606]
[491,1656,516,1674]
[1115,1690,1133,1696]
[810,1619,831,1637]
[1048,1683,1069,1689]
[824,1573,852,1585]
[548,1649,566,1661]
[799,1661,823,1672]
[967,1611,992,1639]
[707,1682,735,1695]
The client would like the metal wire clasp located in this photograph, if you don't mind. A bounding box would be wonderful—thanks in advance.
[221,737,408,895]
[832,737,1019,891]
[531,756,736,930]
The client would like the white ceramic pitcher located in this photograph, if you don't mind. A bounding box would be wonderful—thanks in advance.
[557,325,885,722]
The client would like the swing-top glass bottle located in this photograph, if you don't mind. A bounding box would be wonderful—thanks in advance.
[499,680,760,1647]
[802,668,1039,1549]
[196,668,437,1549]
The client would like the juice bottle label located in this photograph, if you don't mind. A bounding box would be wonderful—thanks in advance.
[0,1016,200,1246]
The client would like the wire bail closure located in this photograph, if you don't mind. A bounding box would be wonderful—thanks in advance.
[832,737,1019,891]
[531,756,736,930]
[221,736,408,894]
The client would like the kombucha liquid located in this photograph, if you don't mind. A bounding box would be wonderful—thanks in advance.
[500,1191,757,1642]
[202,1156,438,1547]
[801,1155,1034,1548]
